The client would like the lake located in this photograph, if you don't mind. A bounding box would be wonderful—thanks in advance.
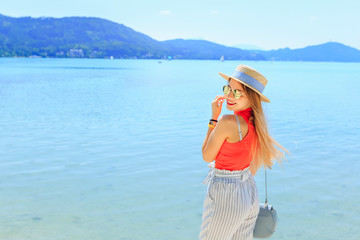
[0,58,359,239]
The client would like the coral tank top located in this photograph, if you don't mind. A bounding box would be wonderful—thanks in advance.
[215,107,257,171]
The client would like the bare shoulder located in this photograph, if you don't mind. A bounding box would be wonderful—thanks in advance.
[219,114,249,142]
[218,114,236,126]
[216,114,237,133]
[219,114,243,126]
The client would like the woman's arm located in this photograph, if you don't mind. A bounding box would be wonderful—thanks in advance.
[202,115,231,162]
[201,126,214,153]
[202,95,227,162]
[249,159,259,176]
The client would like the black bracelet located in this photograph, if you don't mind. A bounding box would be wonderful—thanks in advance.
[210,119,218,122]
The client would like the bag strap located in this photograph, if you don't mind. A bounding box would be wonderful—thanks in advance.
[265,167,268,207]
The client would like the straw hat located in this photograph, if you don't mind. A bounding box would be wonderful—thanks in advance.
[219,65,270,103]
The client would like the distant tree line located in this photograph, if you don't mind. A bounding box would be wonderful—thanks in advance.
[1,14,360,61]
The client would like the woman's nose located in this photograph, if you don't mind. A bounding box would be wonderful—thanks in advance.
[228,90,234,99]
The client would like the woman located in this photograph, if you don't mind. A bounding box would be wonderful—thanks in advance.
[199,65,289,240]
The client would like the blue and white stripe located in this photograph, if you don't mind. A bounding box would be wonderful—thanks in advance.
[199,163,260,240]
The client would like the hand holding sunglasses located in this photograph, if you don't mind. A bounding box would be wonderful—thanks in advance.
[211,95,225,121]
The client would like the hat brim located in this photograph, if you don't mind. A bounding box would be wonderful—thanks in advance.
[219,72,271,103]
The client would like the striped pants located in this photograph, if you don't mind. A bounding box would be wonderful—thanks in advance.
[199,163,260,240]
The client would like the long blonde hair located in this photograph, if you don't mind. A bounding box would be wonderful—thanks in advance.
[242,83,290,171]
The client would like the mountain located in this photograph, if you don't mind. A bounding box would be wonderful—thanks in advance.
[254,42,360,62]
[0,14,265,60]
[0,14,167,58]
[1,14,360,62]
[162,39,265,60]
[232,44,264,50]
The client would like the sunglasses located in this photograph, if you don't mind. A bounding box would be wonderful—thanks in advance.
[222,85,243,99]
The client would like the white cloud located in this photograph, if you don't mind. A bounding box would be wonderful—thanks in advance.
[160,10,171,15]
[310,16,318,21]
[210,10,219,14]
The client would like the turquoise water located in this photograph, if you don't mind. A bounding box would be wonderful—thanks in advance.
[0,58,359,239]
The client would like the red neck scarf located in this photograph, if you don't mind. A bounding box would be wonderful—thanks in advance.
[234,107,253,122]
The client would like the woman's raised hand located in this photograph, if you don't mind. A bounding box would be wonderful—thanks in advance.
[211,95,226,120]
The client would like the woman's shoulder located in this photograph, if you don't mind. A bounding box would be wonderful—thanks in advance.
[219,114,247,125]
[218,114,250,140]
[215,115,236,137]
[218,114,236,123]
[217,114,242,130]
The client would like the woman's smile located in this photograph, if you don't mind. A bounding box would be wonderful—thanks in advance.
[227,101,236,106]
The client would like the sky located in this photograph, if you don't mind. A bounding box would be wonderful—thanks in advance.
[1,0,359,50]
